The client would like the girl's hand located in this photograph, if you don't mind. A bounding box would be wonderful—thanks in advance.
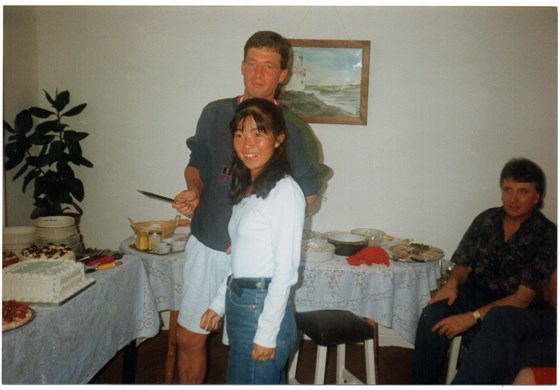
[252,343,275,361]
[199,309,222,331]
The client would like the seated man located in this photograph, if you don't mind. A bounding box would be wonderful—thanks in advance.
[452,270,556,384]
[412,157,557,384]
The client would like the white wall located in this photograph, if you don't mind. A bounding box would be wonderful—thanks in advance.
[4,6,557,260]
[3,7,38,226]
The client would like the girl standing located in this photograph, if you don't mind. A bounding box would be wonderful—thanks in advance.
[200,98,305,384]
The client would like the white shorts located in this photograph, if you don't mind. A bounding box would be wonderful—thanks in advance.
[177,235,230,334]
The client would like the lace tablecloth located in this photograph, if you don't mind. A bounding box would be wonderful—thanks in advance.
[117,236,439,345]
[119,236,185,312]
[2,255,160,384]
[293,256,440,344]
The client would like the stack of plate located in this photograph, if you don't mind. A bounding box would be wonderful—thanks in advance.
[3,226,36,252]
[34,216,82,252]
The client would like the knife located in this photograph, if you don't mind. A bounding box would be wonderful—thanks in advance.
[137,189,175,204]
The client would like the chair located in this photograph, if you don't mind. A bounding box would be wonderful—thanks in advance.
[287,310,377,384]
[445,335,463,384]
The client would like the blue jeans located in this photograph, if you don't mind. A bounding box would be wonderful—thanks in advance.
[224,280,297,384]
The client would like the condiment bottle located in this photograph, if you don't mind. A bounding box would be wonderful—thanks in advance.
[136,231,149,250]
[148,230,162,251]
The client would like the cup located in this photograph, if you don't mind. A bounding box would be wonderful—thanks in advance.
[172,240,186,252]
[438,259,454,289]
[155,242,171,254]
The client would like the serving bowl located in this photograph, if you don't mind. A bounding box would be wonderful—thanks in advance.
[301,238,335,263]
[326,232,367,257]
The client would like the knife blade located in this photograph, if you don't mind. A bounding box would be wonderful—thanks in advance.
[137,189,175,204]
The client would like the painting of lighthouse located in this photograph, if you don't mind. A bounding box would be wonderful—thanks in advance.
[280,39,370,125]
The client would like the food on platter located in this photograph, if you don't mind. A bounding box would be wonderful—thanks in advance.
[3,250,19,268]
[19,244,75,261]
[3,260,94,304]
[2,300,34,332]
[387,242,444,262]
[301,238,335,263]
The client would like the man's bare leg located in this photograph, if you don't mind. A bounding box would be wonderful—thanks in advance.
[176,324,208,384]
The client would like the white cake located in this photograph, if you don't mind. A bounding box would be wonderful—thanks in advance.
[3,260,93,304]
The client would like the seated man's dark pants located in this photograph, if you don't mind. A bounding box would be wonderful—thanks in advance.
[412,280,493,384]
[452,306,556,384]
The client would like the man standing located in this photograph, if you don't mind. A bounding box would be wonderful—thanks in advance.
[172,31,328,384]
[412,157,556,384]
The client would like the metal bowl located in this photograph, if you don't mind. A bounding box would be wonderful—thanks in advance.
[326,232,367,257]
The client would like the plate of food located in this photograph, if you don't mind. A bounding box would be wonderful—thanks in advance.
[387,242,444,262]
[2,300,35,332]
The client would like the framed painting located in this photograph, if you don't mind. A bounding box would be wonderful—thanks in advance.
[279,39,371,125]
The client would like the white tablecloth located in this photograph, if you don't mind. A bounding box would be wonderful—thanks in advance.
[2,255,160,384]
[293,256,440,344]
[118,235,440,345]
[119,235,185,312]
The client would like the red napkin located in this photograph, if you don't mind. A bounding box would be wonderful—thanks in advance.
[347,246,390,267]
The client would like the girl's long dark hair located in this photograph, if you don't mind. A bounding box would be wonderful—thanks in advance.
[229,98,291,205]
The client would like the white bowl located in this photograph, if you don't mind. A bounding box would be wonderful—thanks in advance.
[301,238,335,263]
[3,226,36,244]
[326,232,367,244]
[3,226,36,236]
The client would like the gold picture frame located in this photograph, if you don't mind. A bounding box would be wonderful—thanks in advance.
[280,39,371,125]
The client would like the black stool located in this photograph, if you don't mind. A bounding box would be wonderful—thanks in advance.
[287,310,377,384]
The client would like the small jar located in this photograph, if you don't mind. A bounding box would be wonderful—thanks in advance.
[148,230,162,251]
[136,231,149,251]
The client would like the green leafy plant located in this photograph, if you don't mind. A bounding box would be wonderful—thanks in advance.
[4,89,93,218]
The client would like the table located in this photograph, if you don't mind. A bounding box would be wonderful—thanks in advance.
[293,256,440,344]
[119,236,186,383]
[118,235,439,345]
[119,236,184,312]
[2,255,160,384]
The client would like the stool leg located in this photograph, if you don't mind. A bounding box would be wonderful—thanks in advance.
[315,345,328,384]
[365,338,376,384]
[287,337,301,384]
[336,344,346,384]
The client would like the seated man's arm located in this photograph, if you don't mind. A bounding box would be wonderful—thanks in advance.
[476,284,537,319]
[433,284,537,339]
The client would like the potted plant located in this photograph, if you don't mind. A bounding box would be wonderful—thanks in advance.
[4,89,93,219]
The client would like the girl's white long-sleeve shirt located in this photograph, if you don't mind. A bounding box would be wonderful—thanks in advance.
[209,176,305,348]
